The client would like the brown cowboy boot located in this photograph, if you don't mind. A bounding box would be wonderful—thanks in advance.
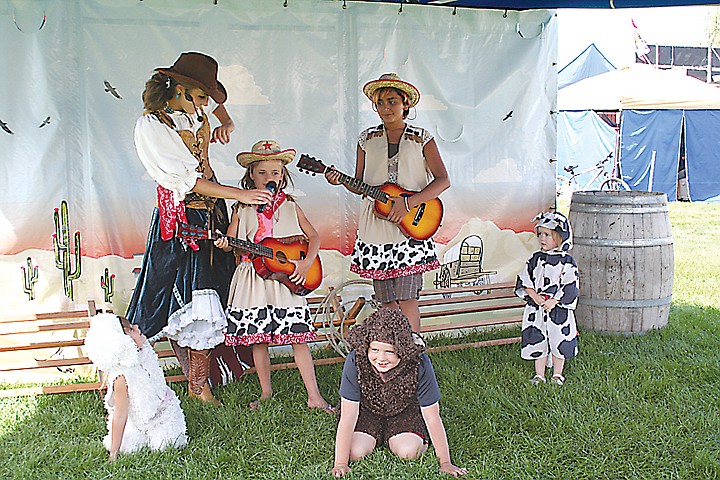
[188,349,221,406]
[170,339,190,379]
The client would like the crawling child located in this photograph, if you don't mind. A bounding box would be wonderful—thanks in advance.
[331,308,467,477]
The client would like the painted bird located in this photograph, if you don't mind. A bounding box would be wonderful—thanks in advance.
[38,116,51,128]
[0,119,13,135]
[503,111,513,121]
[103,80,122,99]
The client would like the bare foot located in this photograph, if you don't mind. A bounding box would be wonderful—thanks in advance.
[249,393,272,410]
[308,401,336,414]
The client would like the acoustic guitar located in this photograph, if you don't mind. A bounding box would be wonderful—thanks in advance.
[176,223,322,296]
[297,154,443,241]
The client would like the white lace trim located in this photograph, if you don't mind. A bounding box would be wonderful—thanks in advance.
[156,289,227,350]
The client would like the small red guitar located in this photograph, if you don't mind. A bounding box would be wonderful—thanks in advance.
[297,154,443,241]
[176,223,323,296]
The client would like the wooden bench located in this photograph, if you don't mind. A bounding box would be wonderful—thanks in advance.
[0,282,523,397]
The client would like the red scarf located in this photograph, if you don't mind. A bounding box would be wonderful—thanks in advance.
[157,185,199,251]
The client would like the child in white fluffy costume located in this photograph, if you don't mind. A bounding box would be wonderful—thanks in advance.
[84,313,188,461]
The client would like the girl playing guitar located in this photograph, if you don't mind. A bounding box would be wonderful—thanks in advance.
[218,140,334,413]
[325,73,450,333]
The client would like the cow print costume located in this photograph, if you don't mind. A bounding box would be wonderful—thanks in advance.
[515,211,579,361]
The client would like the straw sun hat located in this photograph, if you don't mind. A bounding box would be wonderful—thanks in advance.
[362,73,420,108]
[155,52,227,104]
[236,140,296,168]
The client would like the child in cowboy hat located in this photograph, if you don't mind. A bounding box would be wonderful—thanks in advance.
[331,308,467,477]
[325,73,450,333]
[84,313,188,462]
[515,211,579,386]
[126,52,272,406]
[216,140,333,412]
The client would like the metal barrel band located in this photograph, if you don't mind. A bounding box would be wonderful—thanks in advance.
[569,205,668,215]
[578,296,672,308]
[571,193,667,206]
[573,237,673,247]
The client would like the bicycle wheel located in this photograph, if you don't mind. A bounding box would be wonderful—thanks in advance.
[599,178,630,191]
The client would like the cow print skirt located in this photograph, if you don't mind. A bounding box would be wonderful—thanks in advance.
[350,237,440,280]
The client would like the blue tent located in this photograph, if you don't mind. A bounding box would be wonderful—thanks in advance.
[621,110,720,201]
[557,111,617,191]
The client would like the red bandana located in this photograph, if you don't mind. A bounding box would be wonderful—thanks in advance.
[156,185,199,251]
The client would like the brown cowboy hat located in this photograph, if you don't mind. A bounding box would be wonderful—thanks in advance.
[155,52,227,104]
[363,73,420,108]
[236,140,296,168]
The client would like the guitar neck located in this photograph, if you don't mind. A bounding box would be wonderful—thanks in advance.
[218,232,274,259]
[334,170,389,203]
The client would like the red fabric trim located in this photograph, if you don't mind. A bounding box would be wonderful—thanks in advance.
[156,185,199,251]
[350,260,440,280]
[260,190,286,221]
[225,330,316,347]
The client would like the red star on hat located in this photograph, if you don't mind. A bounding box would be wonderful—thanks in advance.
[262,141,273,150]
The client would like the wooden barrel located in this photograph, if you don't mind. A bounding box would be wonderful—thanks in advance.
[568,191,673,333]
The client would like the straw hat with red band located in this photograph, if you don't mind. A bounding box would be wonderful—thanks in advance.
[236,140,296,168]
[363,73,420,108]
[155,52,227,104]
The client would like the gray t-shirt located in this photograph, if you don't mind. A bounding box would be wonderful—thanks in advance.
[338,350,441,408]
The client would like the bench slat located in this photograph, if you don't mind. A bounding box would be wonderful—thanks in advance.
[421,301,523,319]
[0,339,85,352]
[0,321,90,336]
[0,310,90,324]
[418,290,518,308]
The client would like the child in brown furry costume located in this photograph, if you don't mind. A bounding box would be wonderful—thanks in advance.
[331,308,467,477]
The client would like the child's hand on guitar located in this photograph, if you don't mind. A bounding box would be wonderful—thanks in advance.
[288,258,312,285]
[387,195,411,224]
[213,230,231,252]
[324,166,342,186]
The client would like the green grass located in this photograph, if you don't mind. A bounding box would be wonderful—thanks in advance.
[2,202,720,479]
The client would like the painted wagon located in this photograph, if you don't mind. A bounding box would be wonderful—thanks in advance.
[434,235,497,290]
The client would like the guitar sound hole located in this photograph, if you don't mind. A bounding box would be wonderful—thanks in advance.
[412,203,425,226]
[276,252,288,264]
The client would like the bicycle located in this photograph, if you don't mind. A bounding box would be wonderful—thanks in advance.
[556,152,630,198]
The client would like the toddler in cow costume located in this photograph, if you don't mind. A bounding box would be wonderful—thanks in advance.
[515,211,579,386]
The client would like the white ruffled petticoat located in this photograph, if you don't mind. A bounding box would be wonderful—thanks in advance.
[159,288,227,350]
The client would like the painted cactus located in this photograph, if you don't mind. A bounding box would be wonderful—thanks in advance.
[20,256,39,300]
[53,200,82,300]
[100,268,115,303]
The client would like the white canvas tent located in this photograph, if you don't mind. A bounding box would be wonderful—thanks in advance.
[558,64,720,111]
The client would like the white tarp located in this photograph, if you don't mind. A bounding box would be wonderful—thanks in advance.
[0,0,555,314]
[559,64,720,111]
